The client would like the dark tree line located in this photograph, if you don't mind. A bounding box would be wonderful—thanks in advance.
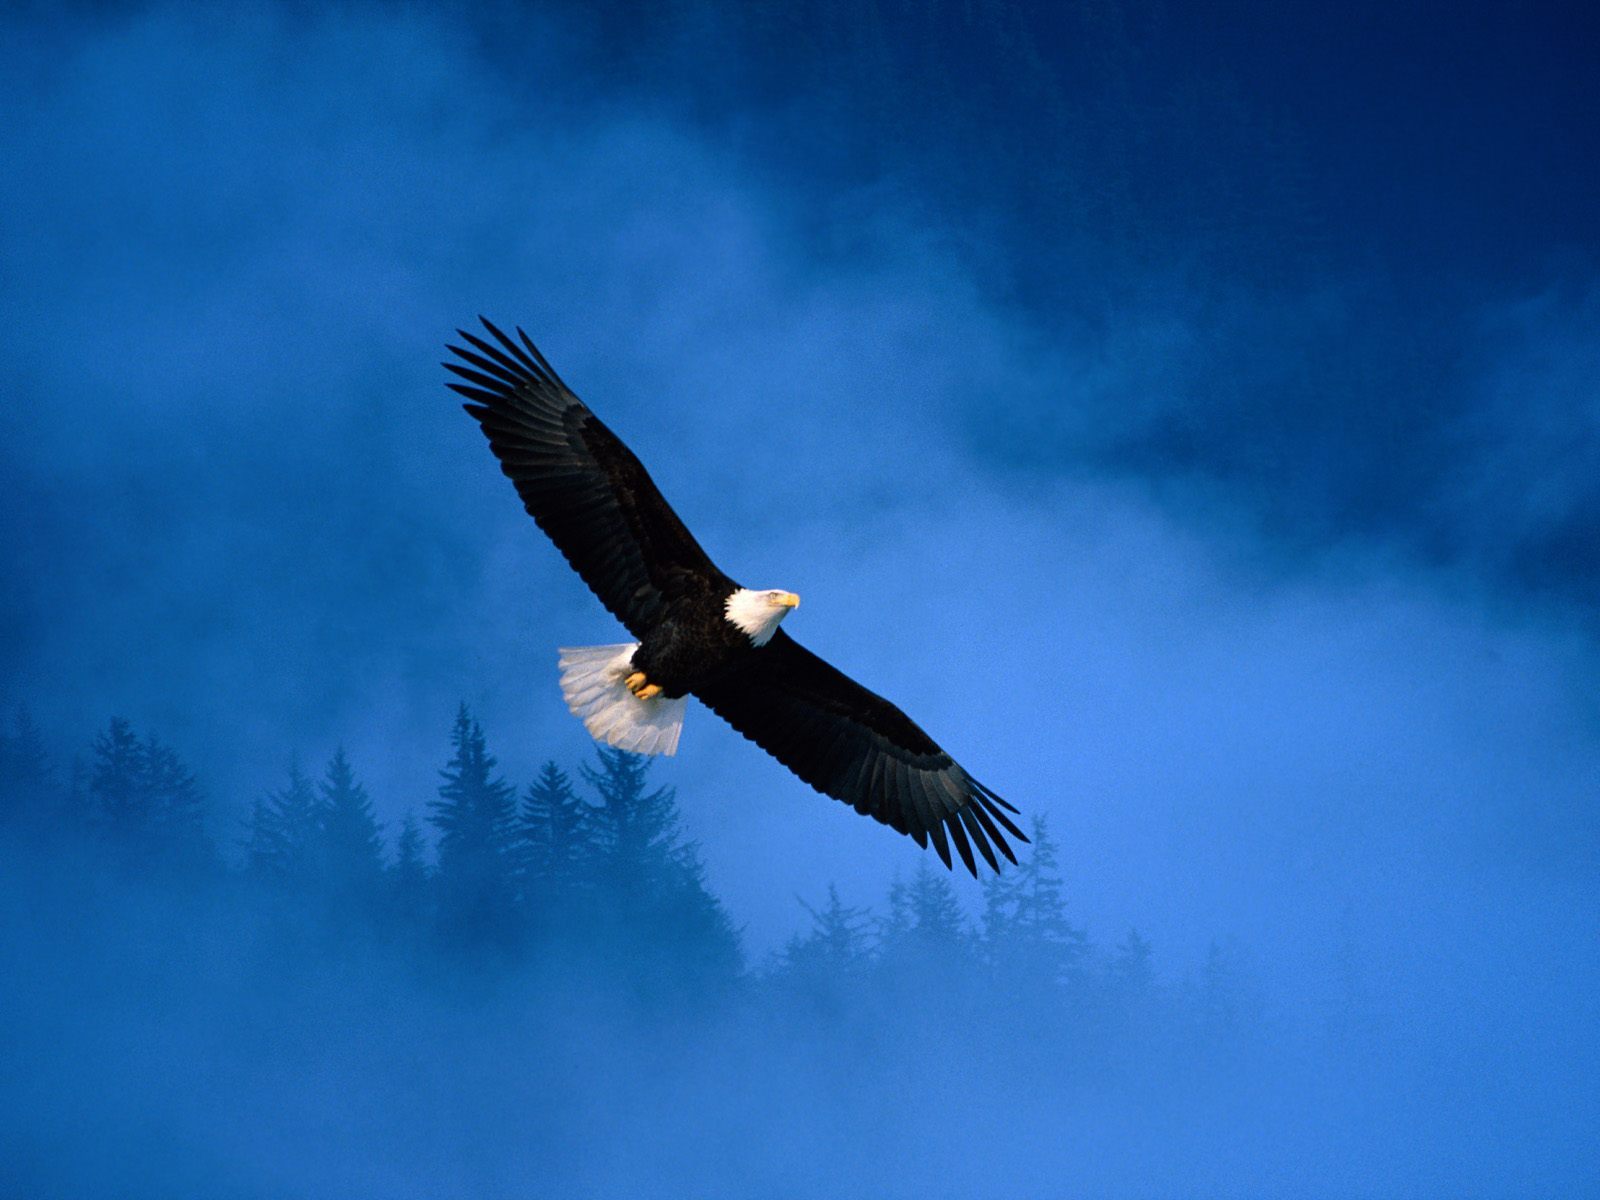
[0,703,1289,1052]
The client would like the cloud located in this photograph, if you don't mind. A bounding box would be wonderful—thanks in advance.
[3,6,1598,1195]
[0,2,1596,975]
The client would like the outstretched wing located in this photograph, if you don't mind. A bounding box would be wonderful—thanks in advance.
[694,631,1028,875]
[445,319,732,636]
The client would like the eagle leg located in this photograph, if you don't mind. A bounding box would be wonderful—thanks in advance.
[625,671,663,701]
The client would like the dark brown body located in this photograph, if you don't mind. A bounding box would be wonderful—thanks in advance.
[628,580,752,698]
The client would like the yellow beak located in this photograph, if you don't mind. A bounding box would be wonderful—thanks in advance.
[774,592,800,608]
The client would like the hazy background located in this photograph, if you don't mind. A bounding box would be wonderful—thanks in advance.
[3,2,1598,1195]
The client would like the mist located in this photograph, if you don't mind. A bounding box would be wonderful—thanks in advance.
[3,2,1598,1195]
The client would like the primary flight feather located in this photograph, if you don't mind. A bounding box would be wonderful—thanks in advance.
[444,318,1026,875]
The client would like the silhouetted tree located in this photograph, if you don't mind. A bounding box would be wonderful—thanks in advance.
[980,815,1086,994]
[517,761,593,915]
[389,809,431,927]
[0,706,53,828]
[872,861,974,1029]
[880,870,913,945]
[1111,927,1155,996]
[878,860,969,973]
[979,849,1021,959]
[1107,926,1160,1037]
[90,718,149,843]
[90,718,210,868]
[245,762,321,882]
[584,747,680,896]
[903,859,967,950]
[429,705,516,946]
[317,746,384,897]
[144,736,209,867]
[777,883,873,1006]
[582,747,741,987]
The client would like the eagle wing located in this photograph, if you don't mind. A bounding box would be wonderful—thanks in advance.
[694,631,1028,875]
[444,319,732,636]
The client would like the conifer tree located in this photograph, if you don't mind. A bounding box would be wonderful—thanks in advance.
[242,795,284,876]
[517,761,592,909]
[659,846,743,984]
[878,860,967,966]
[583,747,680,895]
[247,762,321,881]
[0,706,53,828]
[90,719,211,867]
[91,718,150,843]
[904,858,968,951]
[979,851,1022,960]
[1111,927,1155,996]
[582,747,741,983]
[875,861,973,1024]
[428,705,516,944]
[1108,927,1158,1033]
[979,815,1086,993]
[390,809,431,926]
[143,735,209,867]
[881,870,912,944]
[780,884,872,986]
[317,746,384,893]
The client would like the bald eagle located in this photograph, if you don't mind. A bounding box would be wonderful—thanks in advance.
[444,319,1027,875]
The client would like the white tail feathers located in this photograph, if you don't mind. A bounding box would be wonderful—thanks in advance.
[557,643,686,756]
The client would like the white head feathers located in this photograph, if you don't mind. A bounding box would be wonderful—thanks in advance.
[724,587,800,646]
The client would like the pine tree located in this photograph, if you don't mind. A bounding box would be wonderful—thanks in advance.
[143,735,209,867]
[582,747,741,984]
[879,860,968,968]
[517,761,593,909]
[91,718,150,843]
[905,858,967,950]
[583,747,680,895]
[978,853,1022,961]
[389,810,431,931]
[242,795,285,876]
[1111,927,1155,995]
[317,746,384,893]
[780,884,872,985]
[0,706,54,828]
[657,845,744,985]
[979,815,1086,994]
[880,870,912,944]
[1108,927,1158,1033]
[874,860,974,1028]
[89,719,211,867]
[428,705,516,945]
[246,762,321,881]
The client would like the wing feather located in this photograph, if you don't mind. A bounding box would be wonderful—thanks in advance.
[966,794,1019,866]
[694,631,1027,875]
[927,816,954,871]
[446,318,732,635]
[957,806,1000,874]
[945,808,978,875]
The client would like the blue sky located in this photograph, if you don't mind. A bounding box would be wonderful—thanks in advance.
[3,0,1597,989]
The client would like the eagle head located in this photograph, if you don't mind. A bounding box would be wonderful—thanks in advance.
[725,587,800,646]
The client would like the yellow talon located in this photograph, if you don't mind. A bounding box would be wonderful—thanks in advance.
[624,671,662,700]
